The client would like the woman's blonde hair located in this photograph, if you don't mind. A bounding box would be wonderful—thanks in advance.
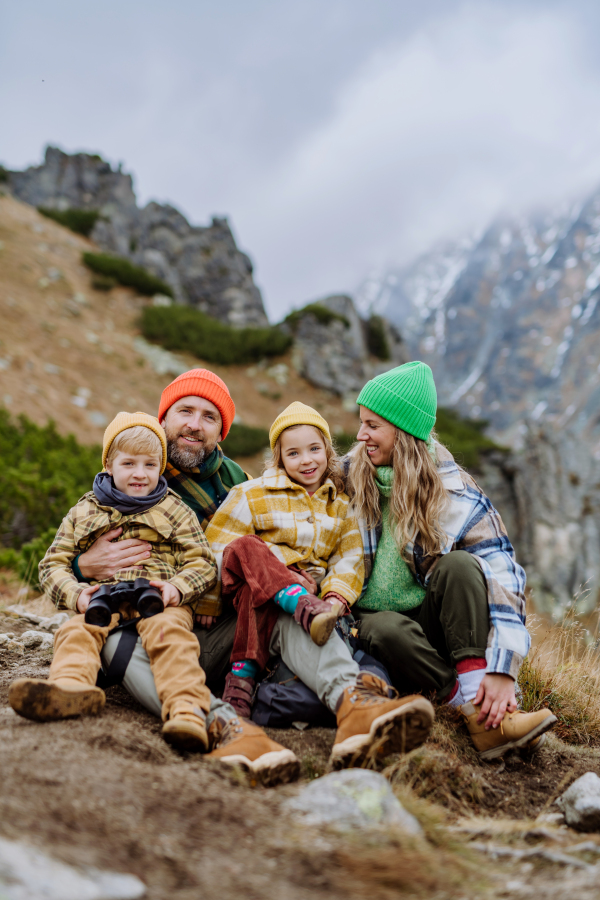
[106,426,163,467]
[347,427,447,559]
[265,424,346,494]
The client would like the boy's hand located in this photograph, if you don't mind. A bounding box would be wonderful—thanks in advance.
[195,615,217,629]
[474,673,518,730]
[149,580,181,608]
[76,584,99,614]
[78,527,151,580]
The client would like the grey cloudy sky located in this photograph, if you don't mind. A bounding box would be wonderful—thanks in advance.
[3,0,600,320]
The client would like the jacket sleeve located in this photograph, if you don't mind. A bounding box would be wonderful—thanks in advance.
[198,486,255,615]
[452,483,530,680]
[168,508,218,609]
[38,513,87,612]
[319,511,365,606]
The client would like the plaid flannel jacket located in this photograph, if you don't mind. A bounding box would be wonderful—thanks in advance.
[202,467,364,615]
[39,488,217,612]
[353,443,530,680]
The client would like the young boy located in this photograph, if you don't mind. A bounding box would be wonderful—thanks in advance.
[204,402,366,718]
[9,411,218,751]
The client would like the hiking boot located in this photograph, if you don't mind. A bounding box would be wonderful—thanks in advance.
[460,701,557,760]
[293,595,342,646]
[330,672,435,769]
[162,707,209,752]
[222,672,255,718]
[8,677,106,722]
[207,716,300,787]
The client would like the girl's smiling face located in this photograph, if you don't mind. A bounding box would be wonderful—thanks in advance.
[280,425,328,491]
[356,406,397,466]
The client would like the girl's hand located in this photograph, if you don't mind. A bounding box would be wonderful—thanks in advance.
[474,673,518,730]
[149,580,181,608]
[76,584,100,614]
[322,591,351,615]
[288,566,318,594]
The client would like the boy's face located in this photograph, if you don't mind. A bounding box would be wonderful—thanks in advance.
[106,451,161,496]
[280,425,327,492]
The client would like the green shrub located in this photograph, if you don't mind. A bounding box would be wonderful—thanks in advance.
[366,315,391,361]
[92,274,117,292]
[221,423,269,458]
[141,305,292,365]
[0,166,8,184]
[38,207,100,237]
[17,529,58,586]
[82,252,174,298]
[333,432,358,455]
[0,410,99,552]
[284,302,350,331]
[435,408,502,471]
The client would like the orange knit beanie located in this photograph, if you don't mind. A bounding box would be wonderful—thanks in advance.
[158,369,236,439]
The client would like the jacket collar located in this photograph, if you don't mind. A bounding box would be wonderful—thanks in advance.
[262,466,338,499]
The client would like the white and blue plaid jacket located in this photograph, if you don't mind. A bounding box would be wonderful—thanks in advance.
[350,442,530,680]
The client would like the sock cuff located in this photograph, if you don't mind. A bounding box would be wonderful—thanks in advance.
[456,657,486,674]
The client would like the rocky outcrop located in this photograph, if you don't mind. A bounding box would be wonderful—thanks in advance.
[478,425,600,614]
[8,147,268,327]
[288,294,408,400]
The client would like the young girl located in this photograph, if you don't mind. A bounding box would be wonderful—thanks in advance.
[204,402,365,717]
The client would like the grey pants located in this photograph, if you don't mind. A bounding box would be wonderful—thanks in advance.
[101,609,359,727]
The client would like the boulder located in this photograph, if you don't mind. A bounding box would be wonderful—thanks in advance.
[556,772,600,831]
[285,769,422,834]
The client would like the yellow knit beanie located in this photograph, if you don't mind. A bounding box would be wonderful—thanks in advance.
[269,402,332,451]
[102,411,168,473]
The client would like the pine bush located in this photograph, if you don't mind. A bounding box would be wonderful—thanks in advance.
[82,252,174,298]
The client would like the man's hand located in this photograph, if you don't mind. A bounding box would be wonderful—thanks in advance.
[195,614,217,629]
[474,673,518,730]
[76,584,99,614]
[288,566,318,595]
[149,580,181,608]
[78,527,151,581]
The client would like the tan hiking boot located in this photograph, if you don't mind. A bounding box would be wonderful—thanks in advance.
[8,677,106,722]
[293,595,342,646]
[207,716,300,787]
[162,708,209,752]
[330,672,435,769]
[460,701,557,759]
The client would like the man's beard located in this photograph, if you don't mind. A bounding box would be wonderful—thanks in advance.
[166,428,216,470]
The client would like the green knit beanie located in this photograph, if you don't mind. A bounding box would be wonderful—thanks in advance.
[356,361,437,441]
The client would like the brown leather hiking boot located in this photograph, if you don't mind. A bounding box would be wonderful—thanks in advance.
[163,707,209,752]
[222,672,255,718]
[330,672,435,769]
[8,677,106,722]
[460,701,557,759]
[293,595,342,646]
[207,716,300,787]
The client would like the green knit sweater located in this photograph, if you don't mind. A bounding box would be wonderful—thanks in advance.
[356,466,425,613]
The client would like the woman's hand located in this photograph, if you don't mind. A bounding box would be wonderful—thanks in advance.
[76,584,99,614]
[474,673,518,730]
[149,580,181,608]
[195,615,217,629]
[77,527,151,581]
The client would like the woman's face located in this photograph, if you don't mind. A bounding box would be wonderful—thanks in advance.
[357,406,397,466]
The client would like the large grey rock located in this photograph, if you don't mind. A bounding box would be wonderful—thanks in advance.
[556,772,600,831]
[8,147,267,327]
[0,835,145,899]
[290,294,408,396]
[285,770,422,834]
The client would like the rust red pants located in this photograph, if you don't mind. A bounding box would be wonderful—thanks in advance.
[223,534,301,669]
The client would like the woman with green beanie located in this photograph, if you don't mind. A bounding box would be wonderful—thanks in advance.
[347,361,556,759]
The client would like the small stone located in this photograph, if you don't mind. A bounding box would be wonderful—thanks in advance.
[285,769,422,834]
[556,772,600,831]
[20,631,54,651]
[38,613,70,633]
[38,277,50,289]
[44,363,61,374]
[88,411,109,427]
[152,294,172,307]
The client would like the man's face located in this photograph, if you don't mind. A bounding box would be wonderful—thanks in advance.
[161,395,223,469]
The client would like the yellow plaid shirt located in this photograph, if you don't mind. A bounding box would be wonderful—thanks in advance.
[39,488,217,612]
[203,467,364,615]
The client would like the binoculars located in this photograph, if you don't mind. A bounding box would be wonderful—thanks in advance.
[85,577,164,627]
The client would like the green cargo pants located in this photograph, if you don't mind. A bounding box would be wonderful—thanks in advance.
[356,550,489,700]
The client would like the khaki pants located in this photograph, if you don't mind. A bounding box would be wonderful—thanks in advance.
[50,605,211,721]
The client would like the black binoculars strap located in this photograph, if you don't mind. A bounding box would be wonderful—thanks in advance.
[97,620,139,689]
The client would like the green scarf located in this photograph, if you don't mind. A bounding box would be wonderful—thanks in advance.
[357,466,426,614]
[165,447,247,531]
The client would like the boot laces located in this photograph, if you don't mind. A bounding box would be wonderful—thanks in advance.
[349,674,398,706]
[214,716,245,748]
